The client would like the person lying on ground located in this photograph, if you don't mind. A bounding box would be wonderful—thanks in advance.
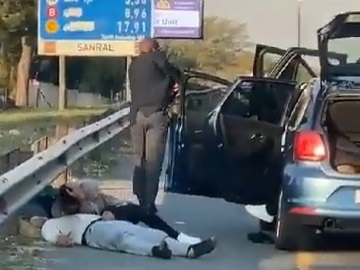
[33,213,216,260]
[51,180,202,244]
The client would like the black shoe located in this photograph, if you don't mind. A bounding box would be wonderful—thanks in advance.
[152,240,172,259]
[259,220,276,232]
[247,231,274,244]
[187,237,217,259]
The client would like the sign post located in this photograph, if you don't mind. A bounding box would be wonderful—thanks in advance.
[125,56,132,102]
[58,56,66,110]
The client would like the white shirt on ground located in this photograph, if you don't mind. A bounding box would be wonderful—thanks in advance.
[41,214,100,245]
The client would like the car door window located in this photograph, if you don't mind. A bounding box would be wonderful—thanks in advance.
[253,45,286,77]
[185,76,230,116]
[287,84,311,130]
[273,51,319,86]
[295,63,314,84]
[221,80,296,125]
[183,75,231,143]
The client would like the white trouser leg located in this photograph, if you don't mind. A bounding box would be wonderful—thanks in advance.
[244,205,274,223]
[85,220,165,256]
[164,237,190,257]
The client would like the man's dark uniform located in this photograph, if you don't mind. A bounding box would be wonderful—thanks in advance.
[128,47,180,213]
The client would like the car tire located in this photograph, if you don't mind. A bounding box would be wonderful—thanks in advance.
[274,192,318,251]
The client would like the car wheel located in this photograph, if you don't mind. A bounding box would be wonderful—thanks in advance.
[274,192,318,251]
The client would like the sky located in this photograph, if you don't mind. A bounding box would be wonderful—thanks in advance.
[204,0,360,49]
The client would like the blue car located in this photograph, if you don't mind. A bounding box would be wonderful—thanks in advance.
[165,12,360,251]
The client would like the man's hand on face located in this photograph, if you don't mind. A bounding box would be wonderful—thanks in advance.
[56,233,75,247]
[101,211,115,221]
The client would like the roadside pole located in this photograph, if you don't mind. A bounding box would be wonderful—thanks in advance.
[58,55,66,110]
[125,56,132,102]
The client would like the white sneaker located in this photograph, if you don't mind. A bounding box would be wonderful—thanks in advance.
[245,205,274,223]
[177,233,201,244]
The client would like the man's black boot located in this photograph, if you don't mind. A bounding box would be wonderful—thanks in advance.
[187,237,217,258]
[247,231,274,244]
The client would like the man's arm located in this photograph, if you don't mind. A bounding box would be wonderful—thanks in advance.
[42,226,74,247]
[56,234,75,247]
[101,210,115,221]
[152,51,181,84]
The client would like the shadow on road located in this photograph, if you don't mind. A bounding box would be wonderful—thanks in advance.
[315,233,360,251]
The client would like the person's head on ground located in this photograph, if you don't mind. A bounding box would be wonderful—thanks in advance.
[58,184,81,215]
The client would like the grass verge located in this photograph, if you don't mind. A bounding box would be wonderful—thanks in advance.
[0,107,108,125]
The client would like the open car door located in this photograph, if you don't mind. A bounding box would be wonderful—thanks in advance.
[214,77,297,204]
[269,47,347,81]
[166,75,297,204]
[165,70,232,193]
[253,44,287,77]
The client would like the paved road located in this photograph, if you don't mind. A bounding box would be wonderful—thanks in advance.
[6,150,360,270]
[28,191,360,270]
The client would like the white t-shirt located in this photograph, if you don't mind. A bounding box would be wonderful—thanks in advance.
[41,214,100,245]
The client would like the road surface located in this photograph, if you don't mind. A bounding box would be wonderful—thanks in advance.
[4,152,360,269]
[12,190,360,270]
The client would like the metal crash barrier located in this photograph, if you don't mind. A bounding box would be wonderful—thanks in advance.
[0,86,228,225]
[0,106,130,224]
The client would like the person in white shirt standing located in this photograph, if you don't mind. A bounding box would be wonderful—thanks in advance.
[37,212,216,259]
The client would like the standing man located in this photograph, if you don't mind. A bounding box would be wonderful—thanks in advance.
[128,38,180,214]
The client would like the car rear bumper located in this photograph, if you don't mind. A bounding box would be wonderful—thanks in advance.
[285,204,360,230]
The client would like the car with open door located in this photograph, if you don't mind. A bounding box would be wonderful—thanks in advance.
[165,14,354,250]
[273,11,360,251]
[165,43,346,197]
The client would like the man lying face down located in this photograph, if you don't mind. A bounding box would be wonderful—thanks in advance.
[35,186,217,259]
[51,179,204,244]
[35,213,216,259]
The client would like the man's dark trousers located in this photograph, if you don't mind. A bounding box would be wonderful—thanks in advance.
[131,110,168,213]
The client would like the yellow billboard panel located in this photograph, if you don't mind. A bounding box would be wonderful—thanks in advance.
[38,40,139,56]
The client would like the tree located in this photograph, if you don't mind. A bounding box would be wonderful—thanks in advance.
[162,16,253,79]
[0,0,36,106]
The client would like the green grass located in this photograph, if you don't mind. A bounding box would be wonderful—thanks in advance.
[0,107,108,125]
[0,107,110,155]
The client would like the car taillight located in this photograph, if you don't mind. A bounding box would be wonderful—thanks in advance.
[294,131,326,162]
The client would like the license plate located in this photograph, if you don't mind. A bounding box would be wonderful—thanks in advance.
[355,190,360,204]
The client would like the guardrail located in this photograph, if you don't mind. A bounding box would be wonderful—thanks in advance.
[0,106,130,224]
[0,149,33,175]
[0,87,224,224]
